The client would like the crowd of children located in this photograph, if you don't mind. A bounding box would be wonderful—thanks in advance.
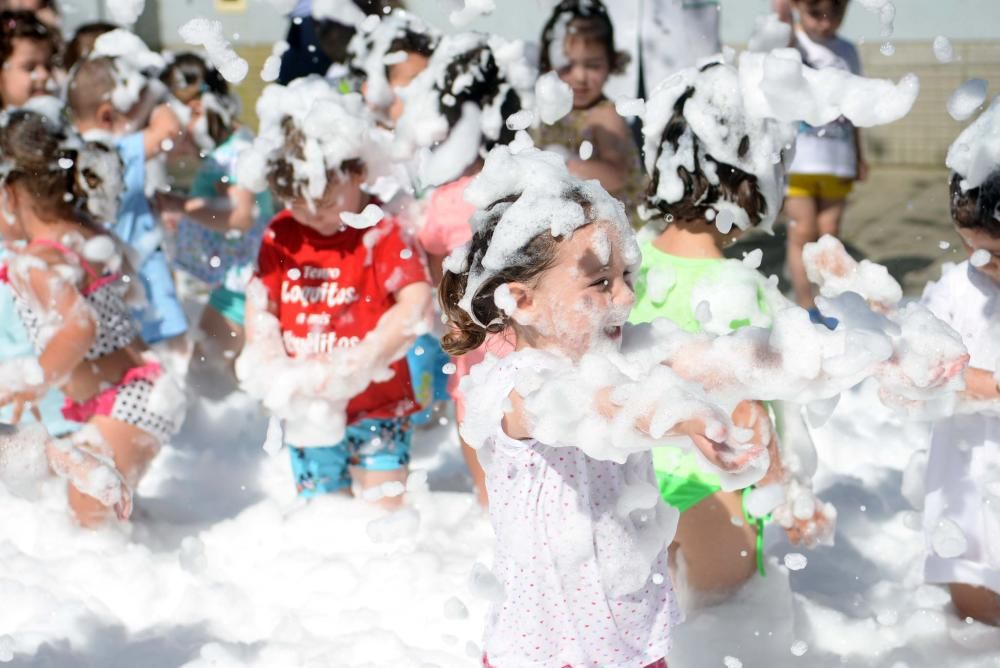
[0,0,997,664]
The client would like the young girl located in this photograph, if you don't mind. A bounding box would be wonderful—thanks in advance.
[0,110,183,526]
[0,10,55,108]
[632,61,832,596]
[159,53,274,376]
[439,145,762,667]
[781,0,867,316]
[0,12,70,436]
[534,0,646,228]
[395,32,533,506]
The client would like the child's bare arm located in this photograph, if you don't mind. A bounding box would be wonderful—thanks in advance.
[566,106,633,194]
[963,367,1000,401]
[182,186,257,233]
[1,260,98,418]
[365,282,433,366]
[143,104,182,159]
[854,127,868,181]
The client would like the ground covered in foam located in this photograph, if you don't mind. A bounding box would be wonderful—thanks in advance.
[1,378,999,667]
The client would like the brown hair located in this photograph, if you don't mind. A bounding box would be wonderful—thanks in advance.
[645,70,768,227]
[61,20,114,71]
[793,0,850,10]
[538,0,628,75]
[0,109,107,226]
[951,171,1000,237]
[0,10,57,78]
[439,187,601,356]
[65,55,115,121]
[265,117,364,202]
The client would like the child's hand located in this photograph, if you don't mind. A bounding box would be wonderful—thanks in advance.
[856,160,869,182]
[155,191,187,232]
[963,367,1000,401]
[0,388,45,424]
[772,479,837,548]
[679,418,763,472]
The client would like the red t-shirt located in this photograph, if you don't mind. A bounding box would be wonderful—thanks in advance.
[256,210,429,424]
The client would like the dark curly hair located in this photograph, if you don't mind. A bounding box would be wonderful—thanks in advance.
[645,64,768,228]
[538,0,628,75]
[0,10,58,101]
[161,52,235,147]
[951,170,1000,237]
[436,41,522,153]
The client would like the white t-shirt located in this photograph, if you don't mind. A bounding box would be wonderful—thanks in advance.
[461,350,681,667]
[921,261,1000,593]
[605,0,722,101]
[789,30,862,178]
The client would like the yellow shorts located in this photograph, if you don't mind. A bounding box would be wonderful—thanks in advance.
[787,173,853,200]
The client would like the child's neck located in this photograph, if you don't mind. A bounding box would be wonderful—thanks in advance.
[652,218,725,259]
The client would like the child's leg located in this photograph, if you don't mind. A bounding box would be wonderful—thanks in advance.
[672,490,757,594]
[784,194,820,309]
[950,583,1000,626]
[191,302,245,381]
[350,418,412,511]
[63,415,158,527]
[816,198,847,239]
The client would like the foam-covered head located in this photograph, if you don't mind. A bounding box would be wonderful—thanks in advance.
[394,32,535,187]
[161,51,240,151]
[642,61,796,234]
[947,95,1000,194]
[62,21,116,71]
[236,76,379,207]
[87,29,167,114]
[440,146,638,360]
[0,108,124,232]
[348,9,438,121]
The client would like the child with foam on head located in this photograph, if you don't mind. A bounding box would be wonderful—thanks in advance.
[533,0,646,228]
[0,109,184,527]
[65,32,189,351]
[780,0,867,318]
[393,30,534,506]
[921,98,1000,626]
[632,60,836,597]
[234,77,432,509]
[349,8,438,129]
[441,145,771,667]
[157,53,274,378]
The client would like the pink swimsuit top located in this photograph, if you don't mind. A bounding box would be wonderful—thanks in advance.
[0,239,138,361]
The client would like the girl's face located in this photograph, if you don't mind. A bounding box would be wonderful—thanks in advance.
[0,38,51,108]
[557,33,611,110]
[386,52,429,123]
[794,1,846,42]
[288,170,367,237]
[957,225,1000,284]
[511,221,635,360]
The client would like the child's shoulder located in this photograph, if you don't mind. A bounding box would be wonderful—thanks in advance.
[584,98,630,130]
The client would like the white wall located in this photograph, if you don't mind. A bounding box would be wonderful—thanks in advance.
[60,0,1000,47]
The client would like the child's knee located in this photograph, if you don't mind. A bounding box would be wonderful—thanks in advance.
[950,583,1000,626]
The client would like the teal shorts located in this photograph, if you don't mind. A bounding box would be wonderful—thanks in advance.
[207,287,247,327]
[288,418,411,497]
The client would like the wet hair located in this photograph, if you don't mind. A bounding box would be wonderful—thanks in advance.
[0,109,113,227]
[951,170,1000,238]
[383,29,434,78]
[65,55,115,121]
[439,187,600,356]
[538,0,628,75]
[315,0,401,64]
[161,52,234,147]
[792,0,850,13]
[0,10,57,72]
[61,21,114,71]
[437,42,522,153]
[645,65,768,228]
[265,117,364,202]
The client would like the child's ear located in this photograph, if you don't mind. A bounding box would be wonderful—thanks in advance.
[506,281,534,318]
[96,102,116,130]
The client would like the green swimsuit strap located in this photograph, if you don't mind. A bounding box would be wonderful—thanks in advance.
[742,486,771,577]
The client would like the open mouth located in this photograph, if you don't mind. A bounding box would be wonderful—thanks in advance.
[603,325,623,340]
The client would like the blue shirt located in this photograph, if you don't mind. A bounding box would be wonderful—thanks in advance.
[114,132,188,343]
